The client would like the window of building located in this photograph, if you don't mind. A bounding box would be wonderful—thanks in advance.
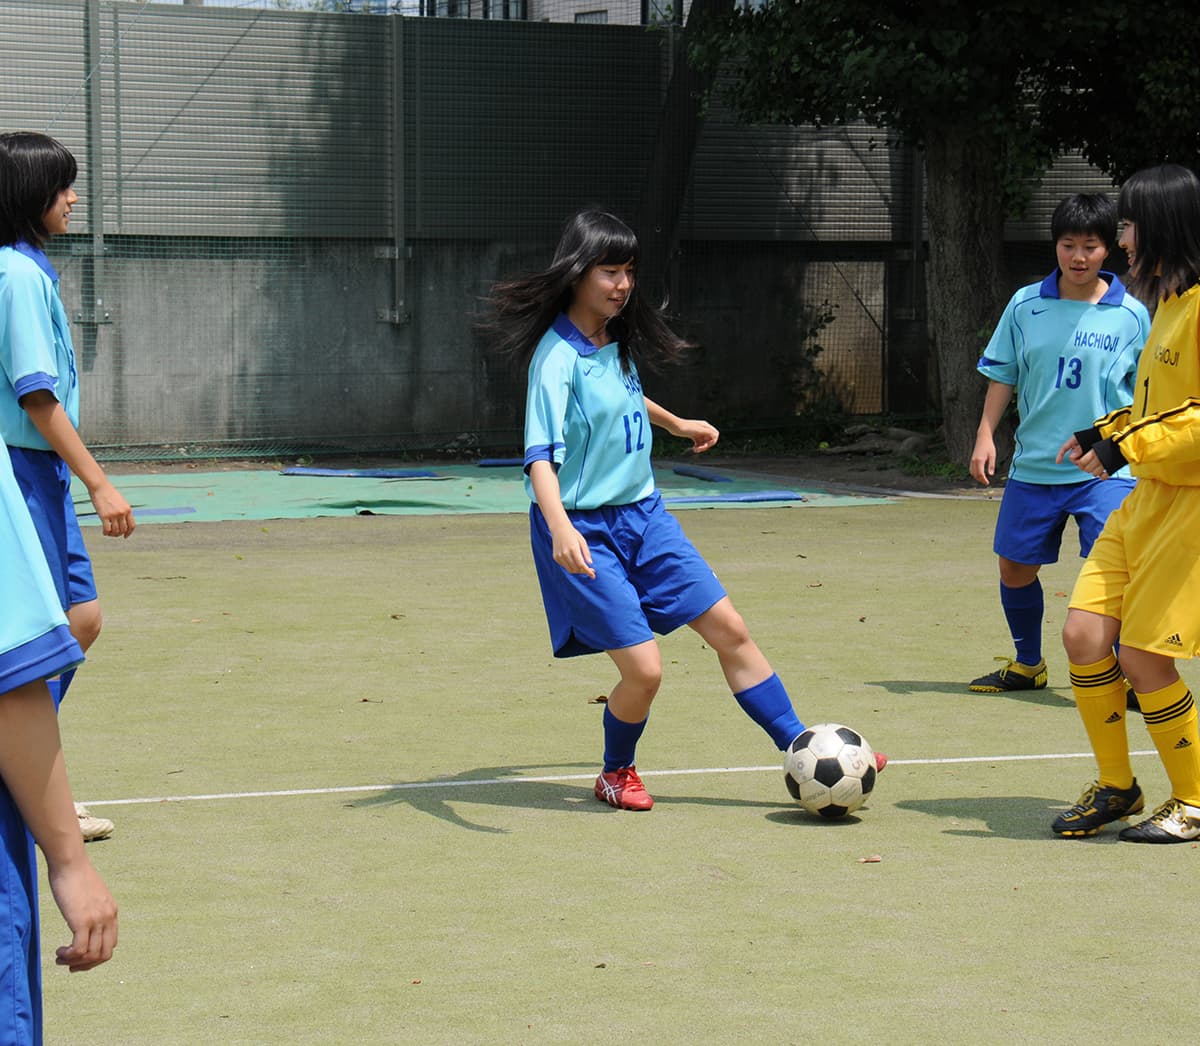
[483,0,527,16]
[643,0,680,24]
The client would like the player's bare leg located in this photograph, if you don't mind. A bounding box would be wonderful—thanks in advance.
[66,599,102,655]
[687,597,770,693]
[997,558,1040,590]
[605,640,661,723]
[60,599,113,842]
[1062,606,1121,664]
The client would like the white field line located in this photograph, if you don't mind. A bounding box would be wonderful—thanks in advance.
[82,749,1159,809]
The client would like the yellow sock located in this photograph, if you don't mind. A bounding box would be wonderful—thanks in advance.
[1070,655,1133,789]
[1139,679,1200,807]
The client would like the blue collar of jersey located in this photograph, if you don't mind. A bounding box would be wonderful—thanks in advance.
[1039,269,1125,305]
[12,241,59,282]
[552,312,616,357]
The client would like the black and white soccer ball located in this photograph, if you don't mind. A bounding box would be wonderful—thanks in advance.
[784,723,877,819]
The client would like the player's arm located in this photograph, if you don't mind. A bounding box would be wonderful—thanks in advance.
[528,459,595,579]
[0,681,117,972]
[644,397,718,454]
[969,381,1014,485]
[1100,397,1200,470]
[1062,395,1200,476]
[19,389,134,538]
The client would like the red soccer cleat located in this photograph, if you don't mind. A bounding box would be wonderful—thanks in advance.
[874,751,888,773]
[594,766,654,810]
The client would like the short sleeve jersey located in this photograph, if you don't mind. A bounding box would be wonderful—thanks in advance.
[0,438,83,692]
[523,313,654,510]
[0,244,80,450]
[977,270,1150,484]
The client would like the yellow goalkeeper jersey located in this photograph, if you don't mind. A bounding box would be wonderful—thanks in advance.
[1093,282,1200,487]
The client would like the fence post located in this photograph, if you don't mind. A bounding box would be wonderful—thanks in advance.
[78,0,108,371]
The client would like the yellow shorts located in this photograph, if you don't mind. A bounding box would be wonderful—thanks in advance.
[1069,478,1200,659]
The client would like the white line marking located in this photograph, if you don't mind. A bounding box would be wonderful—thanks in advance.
[81,749,1158,809]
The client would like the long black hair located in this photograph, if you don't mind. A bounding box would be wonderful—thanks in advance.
[477,209,695,373]
[0,131,78,248]
[1117,164,1200,308]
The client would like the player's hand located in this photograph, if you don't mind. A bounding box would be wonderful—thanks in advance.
[1073,448,1110,480]
[1056,436,1083,468]
[48,859,118,972]
[91,481,135,539]
[675,418,719,454]
[551,525,595,579]
[969,434,996,485]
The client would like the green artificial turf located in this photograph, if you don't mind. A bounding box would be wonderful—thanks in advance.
[42,502,1197,1045]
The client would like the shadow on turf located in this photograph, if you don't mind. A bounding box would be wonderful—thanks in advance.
[347,764,795,833]
[895,795,1120,842]
[868,679,1074,709]
[764,809,873,829]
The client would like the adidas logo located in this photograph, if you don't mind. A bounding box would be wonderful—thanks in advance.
[1165,633,1184,647]
[1175,737,1193,750]
[1104,712,1122,724]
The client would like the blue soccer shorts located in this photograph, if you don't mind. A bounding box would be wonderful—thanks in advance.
[529,491,727,658]
[0,781,41,1046]
[7,446,97,611]
[994,476,1135,566]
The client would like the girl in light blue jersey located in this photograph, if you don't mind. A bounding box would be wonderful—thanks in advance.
[0,131,134,841]
[968,193,1149,698]
[0,434,118,1044]
[481,209,885,810]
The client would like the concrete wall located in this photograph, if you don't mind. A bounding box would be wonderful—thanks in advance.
[59,235,893,453]
[63,240,494,451]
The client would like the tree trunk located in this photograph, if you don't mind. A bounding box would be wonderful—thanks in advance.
[922,129,1014,470]
[634,0,734,311]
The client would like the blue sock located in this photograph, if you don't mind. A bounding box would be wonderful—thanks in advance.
[733,673,805,751]
[1000,579,1043,666]
[602,705,648,771]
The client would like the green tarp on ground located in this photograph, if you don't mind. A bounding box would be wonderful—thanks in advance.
[75,463,894,525]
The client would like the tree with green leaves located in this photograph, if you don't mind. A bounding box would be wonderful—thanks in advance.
[690,1,1200,466]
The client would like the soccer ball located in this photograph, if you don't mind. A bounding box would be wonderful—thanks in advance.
[784,723,877,819]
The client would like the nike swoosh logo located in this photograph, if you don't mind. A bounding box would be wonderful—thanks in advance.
[1032,308,1048,315]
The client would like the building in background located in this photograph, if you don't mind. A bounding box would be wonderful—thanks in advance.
[2,0,1111,456]
[165,0,687,23]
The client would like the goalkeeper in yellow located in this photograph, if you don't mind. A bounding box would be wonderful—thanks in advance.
[1052,164,1200,842]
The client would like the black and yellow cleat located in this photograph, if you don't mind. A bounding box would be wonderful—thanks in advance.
[1118,798,1200,843]
[1052,779,1144,838]
[969,657,1048,693]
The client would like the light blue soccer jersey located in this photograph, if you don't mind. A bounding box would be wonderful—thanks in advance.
[523,313,655,510]
[977,270,1150,484]
[0,244,80,450]
[0,438,83,693]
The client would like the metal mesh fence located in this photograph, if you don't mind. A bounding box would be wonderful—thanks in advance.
[1,0,1119,459]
